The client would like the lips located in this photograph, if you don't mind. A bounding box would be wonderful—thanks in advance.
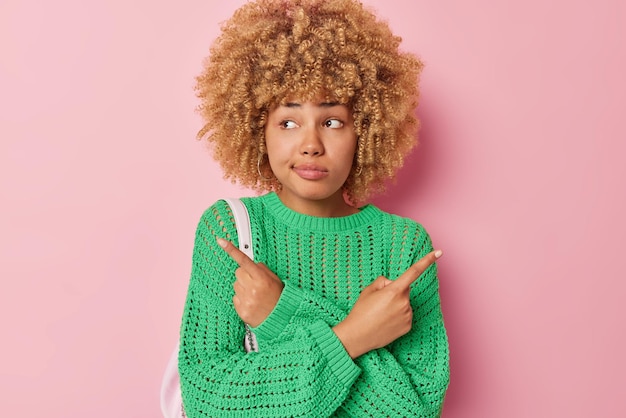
[292,164,329,180]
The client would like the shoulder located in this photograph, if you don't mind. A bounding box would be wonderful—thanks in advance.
[195,199,241,242]
[197,199,235,228]
[195,196,267,243]
[369,205,430,235]
[370,206,433,254]
[198,195,265,222]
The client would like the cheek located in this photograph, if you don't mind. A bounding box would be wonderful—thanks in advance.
[342,138,358,165]
[265,138,295,170]
[265,133,282,156]
[266,141,287,159]
[332,142,357,177]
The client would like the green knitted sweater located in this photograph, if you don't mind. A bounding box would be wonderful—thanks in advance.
[179,193,449,417]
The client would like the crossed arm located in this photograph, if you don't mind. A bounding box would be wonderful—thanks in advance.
[179,210,448,417]
[217,237,442,359]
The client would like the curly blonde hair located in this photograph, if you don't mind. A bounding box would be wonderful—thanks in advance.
[196,0,423,203]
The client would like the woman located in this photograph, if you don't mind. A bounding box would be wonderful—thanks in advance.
[179,0,449,416]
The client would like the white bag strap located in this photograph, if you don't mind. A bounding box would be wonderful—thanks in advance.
[223,198,259,353]
[160,198,257,418]
[223,198,254,260]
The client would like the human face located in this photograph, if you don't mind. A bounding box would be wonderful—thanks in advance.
[265,100,357,217]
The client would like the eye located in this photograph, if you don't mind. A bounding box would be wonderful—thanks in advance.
[280,120,298,129]
[324,118,344,128]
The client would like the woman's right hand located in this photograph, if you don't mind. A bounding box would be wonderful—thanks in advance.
[218,238,285,328]
[332,250,442,359]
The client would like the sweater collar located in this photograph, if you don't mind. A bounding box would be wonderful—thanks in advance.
[260,192,382,232]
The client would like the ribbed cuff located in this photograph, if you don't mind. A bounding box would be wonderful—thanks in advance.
[252,282,303,342]
[308,320,361,387]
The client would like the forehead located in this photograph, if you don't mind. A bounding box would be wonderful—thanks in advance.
[269,97,352,114]
[274,91,348,108]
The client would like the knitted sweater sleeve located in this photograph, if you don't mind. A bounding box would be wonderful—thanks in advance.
[178,202,361,418]
[337,225,449,417]
[254,222,450,417]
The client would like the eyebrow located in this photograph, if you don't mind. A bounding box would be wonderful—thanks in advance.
[284,102,340,108]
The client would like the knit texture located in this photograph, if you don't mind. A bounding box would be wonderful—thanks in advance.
[179,193,449,417]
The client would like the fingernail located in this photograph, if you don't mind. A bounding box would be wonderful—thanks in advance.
[217,238,227,248]
[434,250,443,259]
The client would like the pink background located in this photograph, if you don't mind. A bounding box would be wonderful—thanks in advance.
[1,0,624,416]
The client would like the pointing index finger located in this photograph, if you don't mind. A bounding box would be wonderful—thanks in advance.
[217,238,258,272]
[392,250,443,289]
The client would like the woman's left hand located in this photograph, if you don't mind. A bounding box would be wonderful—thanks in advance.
[217,238,284,327]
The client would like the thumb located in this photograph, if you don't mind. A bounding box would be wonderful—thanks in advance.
[368,276,392,291]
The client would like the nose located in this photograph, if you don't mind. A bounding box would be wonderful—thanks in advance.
[300,126,324,156]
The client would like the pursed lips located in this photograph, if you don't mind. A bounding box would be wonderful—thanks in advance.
[292,164,329,180]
